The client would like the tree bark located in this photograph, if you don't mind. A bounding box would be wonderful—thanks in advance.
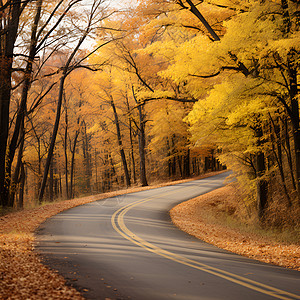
[110,97,131,187]
[0,0,22,206]
[125,96,137,184]
[82,122,92,193]
[38,76,66,203]
[49,157,54,202]
[132,87,148,186]
[288,50,300,204]
[137,104,148,186]
[70,130,80,198]
[64,103,69,199]
[9,119,25,206]
[183,149,190,178]
[6,0,43,207]
[254,124,268,223]
[18,162,25,209]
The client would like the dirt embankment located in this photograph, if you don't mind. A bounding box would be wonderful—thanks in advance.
[170,184,300,271]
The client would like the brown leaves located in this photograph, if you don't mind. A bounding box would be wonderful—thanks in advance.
[170,185,300,271]
[0,192,127,299]
[0,171,236,298]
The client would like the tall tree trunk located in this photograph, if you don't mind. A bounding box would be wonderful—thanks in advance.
[82,122,92,193]
[17,162,25,209]
[125,96,136,184]
[49,157,54,202]
[288,50,300,204]
[37,4,99,201]
[5,0,43,206]
[283,117,296,190]
[64,103,69,199]
[70,130,80,198]
[254,124,268,223]
[177,156,183,177]
[137,104,148,186]
[0,0,22,207]
[183,149,190,178]
[9,119,25,206]
[110,97,131,187]
[269,114,292,205]
[38,76,66,203]
[132,88,148,186]
[129,120,137,184]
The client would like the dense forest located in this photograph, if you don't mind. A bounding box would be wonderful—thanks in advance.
[0,0,299,227]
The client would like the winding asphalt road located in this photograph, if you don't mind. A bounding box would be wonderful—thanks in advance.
[36,172,300,300]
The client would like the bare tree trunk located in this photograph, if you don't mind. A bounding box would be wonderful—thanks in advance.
[132,88,148,186]
[49,157,54,202]
[125,96,136,184]
[0,0,22,207]
[82,122,92,193]
[70,131,79,198]
[9,120,25,206]
[38,76,66,203]
[64,103,69,199]
[110,97,131,187]
[18,162,25,209]
[183,149,190,178]
[38,1,108,201]
[283,117,296,190]
[269,113,292,205]
[288,50,300,204]
[5,0,43,207]
[254,124,268,223]
[137,104,148,186]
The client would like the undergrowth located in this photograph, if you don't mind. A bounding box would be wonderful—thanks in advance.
[200,183,300,245]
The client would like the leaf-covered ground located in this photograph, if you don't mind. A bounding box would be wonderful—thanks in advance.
[1,172,298,299]
[0,173,220,299]
[170,184,300,271]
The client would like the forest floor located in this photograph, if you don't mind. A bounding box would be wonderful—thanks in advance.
[0,171,299,299]
[170,183,300,272]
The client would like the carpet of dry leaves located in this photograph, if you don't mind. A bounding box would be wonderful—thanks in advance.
[1,172,299,299]
[170,184,300,271]
[0,173,221,299]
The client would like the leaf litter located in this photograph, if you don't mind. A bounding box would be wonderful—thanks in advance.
[0,173,221,299]
[170,184,300,271]
[1,171,298,299]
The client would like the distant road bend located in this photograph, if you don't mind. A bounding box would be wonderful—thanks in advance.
[36,172,300,300]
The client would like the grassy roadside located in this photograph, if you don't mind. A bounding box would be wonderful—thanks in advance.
[0,171,223,299]
[170,184,300,271]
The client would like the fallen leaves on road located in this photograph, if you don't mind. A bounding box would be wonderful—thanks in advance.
[170,185,300,271]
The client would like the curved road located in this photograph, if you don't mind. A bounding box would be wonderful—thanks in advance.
[36,172,300,300]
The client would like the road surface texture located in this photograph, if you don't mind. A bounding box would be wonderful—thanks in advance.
[36,172,300,300]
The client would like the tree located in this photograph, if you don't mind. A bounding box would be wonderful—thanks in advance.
[134,0,299,223]
[1,0,86,206]
[38,0,116,202]
[0,0,28,206]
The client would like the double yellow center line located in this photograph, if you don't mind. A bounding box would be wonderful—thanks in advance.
[111,187,300,300]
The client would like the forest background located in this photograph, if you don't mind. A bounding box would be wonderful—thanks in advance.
[0,0,299,231]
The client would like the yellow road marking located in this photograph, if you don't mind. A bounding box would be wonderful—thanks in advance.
[111,187,300,300]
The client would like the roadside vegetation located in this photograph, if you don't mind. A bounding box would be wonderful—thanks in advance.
[170,183,300,271]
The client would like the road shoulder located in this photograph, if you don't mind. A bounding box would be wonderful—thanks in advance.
[170,184,300,271]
